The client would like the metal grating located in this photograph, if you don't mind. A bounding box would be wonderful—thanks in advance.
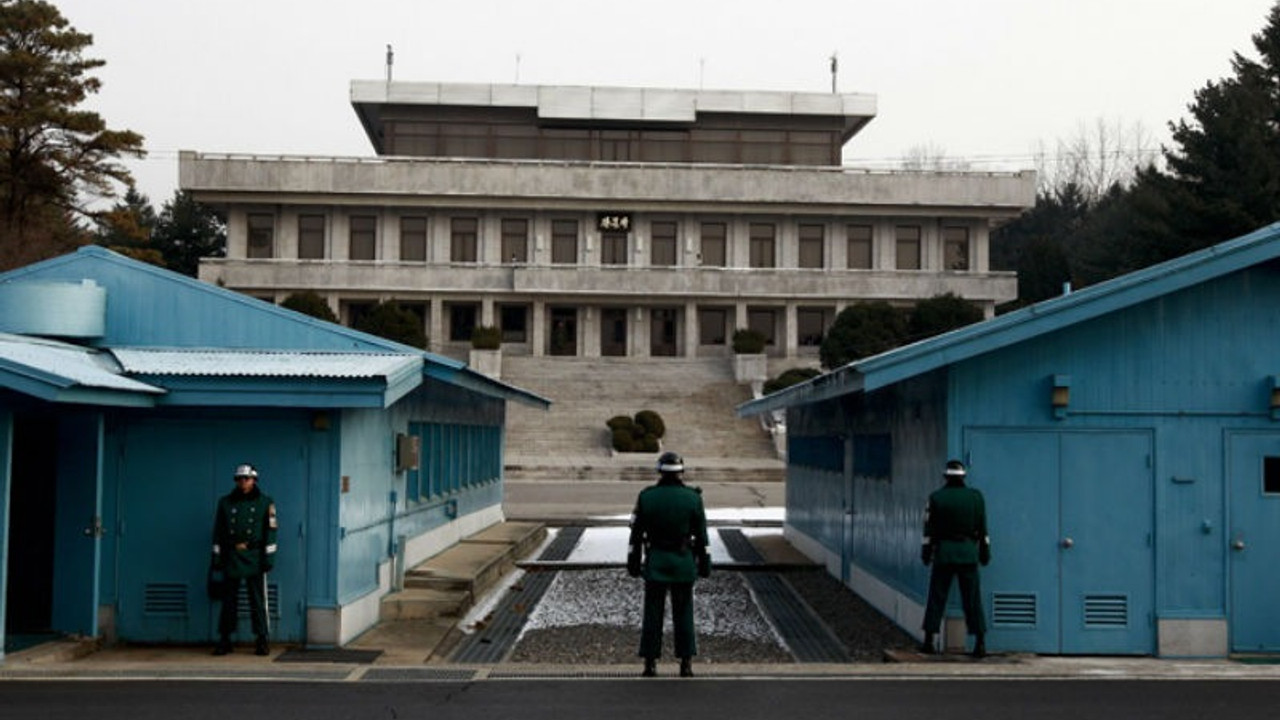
[449,527,584,663]
[992,592,1037,628]
[362,668,478,682]
[1083,594,1128,628]
[718,529,849,663]
[144,583,188,616]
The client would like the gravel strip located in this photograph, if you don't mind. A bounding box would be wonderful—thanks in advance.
[506,566,915,664]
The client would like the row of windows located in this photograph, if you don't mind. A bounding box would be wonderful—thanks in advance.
[344,300,836,351]
[384,122,840,166]
[247,213,972,271]
[404,422,501,503]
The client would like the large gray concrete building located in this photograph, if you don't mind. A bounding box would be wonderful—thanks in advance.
[182,81,1035,362]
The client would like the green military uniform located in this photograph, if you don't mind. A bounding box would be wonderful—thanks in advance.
[628,465,709,668]
[211,471,277,654]
[921,461,990,656]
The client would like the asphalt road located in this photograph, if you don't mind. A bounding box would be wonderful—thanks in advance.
[0,679,1268,720]
[503,479,784,523]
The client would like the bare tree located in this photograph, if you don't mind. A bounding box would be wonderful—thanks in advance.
[899,142,972,172]
[1033,118,1159,200]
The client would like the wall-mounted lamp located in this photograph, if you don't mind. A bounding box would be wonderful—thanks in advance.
[1270,375,1280,420]
[1051,374,1072,420]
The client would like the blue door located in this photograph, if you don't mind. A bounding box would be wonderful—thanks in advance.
[115,417,308,643]
[968,429,1154,654]
[1227,431,1280,651]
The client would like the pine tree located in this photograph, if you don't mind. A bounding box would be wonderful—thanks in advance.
[0,0,144,269]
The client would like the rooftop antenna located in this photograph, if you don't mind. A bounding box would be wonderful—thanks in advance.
[829,52,838,93]
[515,53,521,84]
[699,57,706,90]
[385,44,394,85]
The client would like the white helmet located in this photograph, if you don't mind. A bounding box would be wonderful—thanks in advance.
[233,464,258,479]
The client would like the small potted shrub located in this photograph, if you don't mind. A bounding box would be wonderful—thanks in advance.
[731,328,768,384]
[469,325,503,379]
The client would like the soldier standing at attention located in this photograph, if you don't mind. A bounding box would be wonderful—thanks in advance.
[211,464,278,656]
[920,459,990,659]
[627,451,711,678]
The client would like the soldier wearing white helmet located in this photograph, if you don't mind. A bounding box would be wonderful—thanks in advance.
[210,463,277,656]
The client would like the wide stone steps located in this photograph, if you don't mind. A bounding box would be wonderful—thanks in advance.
[378,522,547,622]
[501,357,777,461]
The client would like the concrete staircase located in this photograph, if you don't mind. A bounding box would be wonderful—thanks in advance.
[501,356,782,482]
[377,522,547,623]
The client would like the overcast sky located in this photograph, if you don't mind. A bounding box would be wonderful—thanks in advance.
[54,0,1279,206]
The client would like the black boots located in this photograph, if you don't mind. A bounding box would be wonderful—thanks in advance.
[971,635,986,659]
[255,635,270,656]
[641,657,694,677]
[213,637,232,656]
[918,632,936,654]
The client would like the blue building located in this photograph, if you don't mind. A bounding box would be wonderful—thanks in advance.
[740,222,1280,657]
[0,247,546,659]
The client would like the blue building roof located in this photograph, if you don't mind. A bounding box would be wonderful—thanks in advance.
[739,221,1280,416]
[0,247,549,410]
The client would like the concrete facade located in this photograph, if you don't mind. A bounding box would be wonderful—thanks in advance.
[183,81,1035,363]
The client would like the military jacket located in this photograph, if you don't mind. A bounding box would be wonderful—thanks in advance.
[211,486,278,579]
[923,483,988,565]
[629,479,709,583]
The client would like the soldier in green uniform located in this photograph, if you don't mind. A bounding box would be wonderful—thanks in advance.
[210,464,278,656]
[920,459,990,658]
[627,451,710,678]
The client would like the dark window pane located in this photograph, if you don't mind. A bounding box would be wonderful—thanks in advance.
[847,224,872,269]
[896,225,921,270]
[698,308,727,345]
[601,231,628,265]
[350,215,376,261]
[944,226,970,270]
[298,214,325,260]
[651,221,678,266]
[499,304,528,343]
[451,217,478,263]
[700,222,726,267]
[247,213,274,259]
[749,223,776,268]
[400,216,428,262]
[552,219,578,264]
[798,223,824,269]
[501,218,529,263]
[448,304,478,342]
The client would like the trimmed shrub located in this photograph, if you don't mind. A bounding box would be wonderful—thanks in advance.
[732,328,767,354]
[634,410,666,439]
[607,415,634,432]
[280,291,338,323]
[637,434,660,452]
[470,325,502,350]
[611,426,636,452]
[763,367,822,395]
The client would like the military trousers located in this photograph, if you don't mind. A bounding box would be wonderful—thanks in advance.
[922,562,985,635]
[639,580,696,659]
[218,572,269,640]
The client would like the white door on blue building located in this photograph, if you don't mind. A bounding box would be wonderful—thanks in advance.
[968,429,1154,655]
[1227,432,1280,652]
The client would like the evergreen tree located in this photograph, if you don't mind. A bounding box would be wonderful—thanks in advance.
[819,301,908,369]
[94,187,161,265]
[353,301,428,350]
[1135,3,1280,262]
[0,0,144,269]
[152,190,225,276]
[907,293,984,342]
[280,291,338,323]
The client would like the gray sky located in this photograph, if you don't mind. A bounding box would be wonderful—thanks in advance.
[55,0,1278,206]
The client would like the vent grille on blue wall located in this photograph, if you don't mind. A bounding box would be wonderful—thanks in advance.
[144,583,189,616]
[236,583,281,619]
[991,592,1037,628]
[1083,594,1128,627]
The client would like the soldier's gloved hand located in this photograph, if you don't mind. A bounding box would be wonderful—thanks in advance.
[979,542,991,567]
[697,552,711,578]
[626,549,642,578]
[921,545,933,566]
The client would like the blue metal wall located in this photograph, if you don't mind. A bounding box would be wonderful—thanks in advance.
[336,379,506,605]
[786,262,1280,655]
